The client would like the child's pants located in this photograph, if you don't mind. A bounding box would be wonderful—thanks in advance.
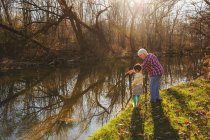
[132,84,143,107]
[132,95,140,107]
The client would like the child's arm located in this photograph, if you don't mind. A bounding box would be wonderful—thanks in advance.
[125,69,135,76]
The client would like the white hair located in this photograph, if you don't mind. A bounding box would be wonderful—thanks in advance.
[137,48,148,56]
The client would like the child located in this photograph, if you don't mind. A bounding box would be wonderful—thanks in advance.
[127,64,144,107]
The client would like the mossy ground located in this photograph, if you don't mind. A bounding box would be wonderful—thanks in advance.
[89,79,210,140]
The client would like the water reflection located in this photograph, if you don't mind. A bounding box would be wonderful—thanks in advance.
[160,55,202,89]
[0,55,202,140]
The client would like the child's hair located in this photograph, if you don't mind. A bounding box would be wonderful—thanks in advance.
[133,64,142,72]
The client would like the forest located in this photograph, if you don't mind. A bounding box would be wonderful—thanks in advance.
[0,0,209,65]
[0,1,210,139]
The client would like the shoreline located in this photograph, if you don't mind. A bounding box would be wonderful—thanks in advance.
[0,51,209,71]
[88,79,210,140]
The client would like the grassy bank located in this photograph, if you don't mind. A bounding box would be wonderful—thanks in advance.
[89,79,210,140]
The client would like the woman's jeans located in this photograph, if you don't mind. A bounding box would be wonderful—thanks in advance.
[150,75,161,102]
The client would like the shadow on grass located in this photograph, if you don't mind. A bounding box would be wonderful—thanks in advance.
[167,88,188,110]
[151,102,179,140]
[130,107,144,140]
[167,88,208,137]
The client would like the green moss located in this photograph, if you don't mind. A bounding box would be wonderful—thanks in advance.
[89,79,210,140]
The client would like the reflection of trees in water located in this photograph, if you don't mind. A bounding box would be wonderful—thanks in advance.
[0,60,131,139]
[160,55,201,89]
[0,55,202,139]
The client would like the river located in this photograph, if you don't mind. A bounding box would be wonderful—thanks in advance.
[0,54,202,140]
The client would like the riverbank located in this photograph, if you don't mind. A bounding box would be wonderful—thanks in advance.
[89,79,210,140]
[1,52,209,71]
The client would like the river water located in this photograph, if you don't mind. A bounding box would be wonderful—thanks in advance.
[0,55,202,140]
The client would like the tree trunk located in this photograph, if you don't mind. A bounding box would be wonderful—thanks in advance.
[0,0,13,27]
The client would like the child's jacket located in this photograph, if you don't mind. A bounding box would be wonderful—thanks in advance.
[132,72,143,87]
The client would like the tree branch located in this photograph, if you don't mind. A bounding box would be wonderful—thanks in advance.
[203,0,210,6]
[0,23,50,52]
[96,6,111,29]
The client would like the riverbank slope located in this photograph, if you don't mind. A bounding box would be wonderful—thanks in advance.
[89,79,210,140]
